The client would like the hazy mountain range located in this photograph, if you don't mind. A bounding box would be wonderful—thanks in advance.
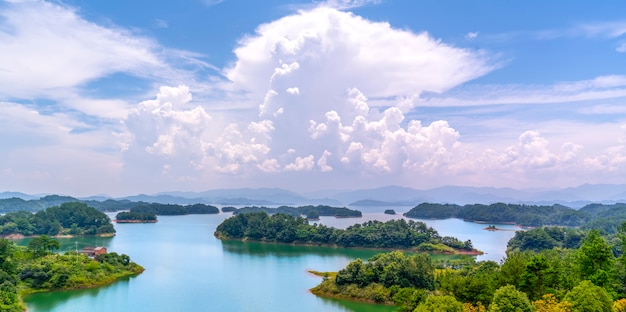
[2,184,625,209]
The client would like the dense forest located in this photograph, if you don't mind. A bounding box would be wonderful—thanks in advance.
[231,205,362,218]
[312,225,626,311]
[215,212,475,252]
[0,202,115,236]
[404,202,626,229]
[129,203,219,215]
[0,237,143,311]
[115,211,157,222]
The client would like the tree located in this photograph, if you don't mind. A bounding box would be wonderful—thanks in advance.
[564,280,612,312]
[518,254,549,300]
[414,295,463,312]
[489,285,532,312]
[576,230,615,289]
[28,235,60,257]
[532,294,572,312]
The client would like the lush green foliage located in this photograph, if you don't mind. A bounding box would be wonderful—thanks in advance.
[221,206,237,212]
[215,212,476,252]
[312,224,626,311]
[507,227,585,252]
[232,205,362,218]
[0,238,143,312]
[414,295,463,312]
[115,211,157,221]
[405,203,588,227]
[0,202,115,236]
[130,203,219,215]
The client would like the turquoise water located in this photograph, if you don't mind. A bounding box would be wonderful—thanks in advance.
[22,211,517,311]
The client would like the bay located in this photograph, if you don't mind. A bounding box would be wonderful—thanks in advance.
[22,210,518,312]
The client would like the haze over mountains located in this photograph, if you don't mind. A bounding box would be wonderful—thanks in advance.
[2,184,625,209]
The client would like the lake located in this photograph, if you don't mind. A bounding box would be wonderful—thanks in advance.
[21,210,518,312]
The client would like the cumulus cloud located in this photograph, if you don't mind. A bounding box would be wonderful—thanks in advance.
[226,7,493,101]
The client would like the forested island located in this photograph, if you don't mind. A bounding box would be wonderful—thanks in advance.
[311,225,626,311]
[214,212,478,254]
[0,237,143,311]
[231,205,362,218]
[404,202,626,230]
[0,202,115,237]
[128,203,219,215]
[114,211,158,223]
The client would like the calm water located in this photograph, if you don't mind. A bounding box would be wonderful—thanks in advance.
[22,210,518,312]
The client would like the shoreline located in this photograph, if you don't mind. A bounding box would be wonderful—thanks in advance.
[216,236,483,256]
[114,219,158,223]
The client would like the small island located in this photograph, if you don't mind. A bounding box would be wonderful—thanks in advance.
[221,206,237,213]
[231,205,362,218]
[214,212,480,254]
[384,209,396,215]
[0,237,143,312]
[115,211,158,223]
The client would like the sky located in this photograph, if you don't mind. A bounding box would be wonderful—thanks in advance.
[1,0,626,197]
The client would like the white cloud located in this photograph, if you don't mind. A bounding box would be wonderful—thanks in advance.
[617,43,626,53]
[226,7,494,102]
[414,75,626,107]
[0,1,160,97]
[154,19,168,29]
[0,1,210,122]
[286,87,300,95]
[317,150,333,172]
[323,0,382,10]
[285,155,315,171]
[465,32,478,40]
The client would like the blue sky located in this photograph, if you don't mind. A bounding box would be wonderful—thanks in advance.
[1,0,625,196]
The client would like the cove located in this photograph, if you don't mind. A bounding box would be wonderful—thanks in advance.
[22,210,517,312]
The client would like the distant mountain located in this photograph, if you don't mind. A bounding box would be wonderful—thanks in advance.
[156,188,311,205]
[326,184,626,207]
[120,194,210,205]
[2,183,625,212]
[0,191,37,200]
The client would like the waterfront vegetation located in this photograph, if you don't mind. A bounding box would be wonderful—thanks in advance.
[232,205,362,218]
[0,237,143,312]
[311,226,626,311]
[215,212,477,253]
[0,203,115,237]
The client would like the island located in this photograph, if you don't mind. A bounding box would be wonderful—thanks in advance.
[0,202,115,237]
[214,212,479,254]
[114,211,158,223]
[221,206,237,213]
[0,237,143,312]
[384,209,396,215]
[231,205,362,218]
[130,203,219,215]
